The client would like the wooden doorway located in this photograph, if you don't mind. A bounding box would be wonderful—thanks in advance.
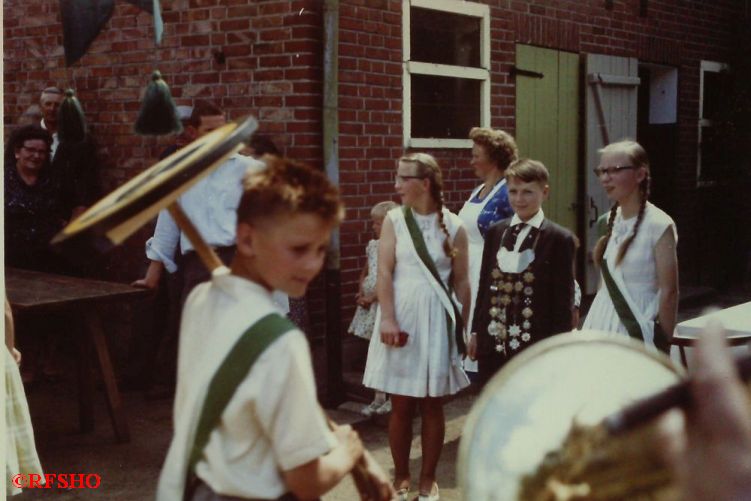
[583,54,640,294]
[515,44,580,235]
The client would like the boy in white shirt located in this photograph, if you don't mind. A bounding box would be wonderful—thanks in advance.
[157,157,393,501]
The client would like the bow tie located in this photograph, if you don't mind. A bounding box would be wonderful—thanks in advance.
[502,223,538,251]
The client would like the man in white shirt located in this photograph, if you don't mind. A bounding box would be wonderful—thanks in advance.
[133,100,272,304]
[39,87,62,157]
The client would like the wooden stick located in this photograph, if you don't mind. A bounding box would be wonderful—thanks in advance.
[167,202,223,271]
[326,417,383,500]
[605,352,751,435]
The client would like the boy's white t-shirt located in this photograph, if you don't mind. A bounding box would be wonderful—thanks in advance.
[156,267,337,500]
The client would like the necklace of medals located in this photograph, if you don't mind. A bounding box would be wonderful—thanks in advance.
[487,224,542,356]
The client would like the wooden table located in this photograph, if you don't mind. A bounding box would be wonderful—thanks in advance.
[5,267,150,443]
[673,301,751,365]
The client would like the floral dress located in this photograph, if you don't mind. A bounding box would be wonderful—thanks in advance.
[348,239,379,339]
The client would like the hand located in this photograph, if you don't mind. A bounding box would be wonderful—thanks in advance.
[358,294,376,308]
[380,318,400,347]
[131,261,163,289]
[131,277,158,289]
[11,347,21,366]
[333,424,364,466]
[658,322,751,501]
[466,333,477,361]
[354,450,397,501]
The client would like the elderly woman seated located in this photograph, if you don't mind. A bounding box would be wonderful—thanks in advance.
[4,125,71,273]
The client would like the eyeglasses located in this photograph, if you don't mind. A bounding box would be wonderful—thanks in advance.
[395,174,425,184]
[593,165,636,177]
[21,146,49,157]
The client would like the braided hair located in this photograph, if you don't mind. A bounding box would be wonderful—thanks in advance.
[593,140,651,266]
[399,153,456,259]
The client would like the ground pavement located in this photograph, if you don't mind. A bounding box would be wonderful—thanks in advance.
[17,287,751,499]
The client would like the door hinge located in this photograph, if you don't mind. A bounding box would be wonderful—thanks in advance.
[510,66,544,79]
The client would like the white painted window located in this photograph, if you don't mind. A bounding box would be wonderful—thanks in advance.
[402,0,490,149]
[697,60,729,184]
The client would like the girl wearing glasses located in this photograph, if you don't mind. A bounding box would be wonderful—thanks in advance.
[583,140,679,353]
[363,153,470,501]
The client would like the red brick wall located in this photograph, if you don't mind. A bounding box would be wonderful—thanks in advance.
[4,0,747,325]
[3,0,324,280]
[335,0,747,327]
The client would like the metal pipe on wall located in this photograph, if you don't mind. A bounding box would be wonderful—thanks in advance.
[322,0,343,405]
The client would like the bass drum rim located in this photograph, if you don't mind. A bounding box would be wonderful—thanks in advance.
[457,330,683,501]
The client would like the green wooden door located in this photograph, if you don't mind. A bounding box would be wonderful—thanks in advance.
[515,45,579,235]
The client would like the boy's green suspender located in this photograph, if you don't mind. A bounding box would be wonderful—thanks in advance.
[183,313,297,500]
[596,214,669,353]
[402,206,466,355]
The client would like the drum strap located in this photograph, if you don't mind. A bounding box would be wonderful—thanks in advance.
[183,313,297,501]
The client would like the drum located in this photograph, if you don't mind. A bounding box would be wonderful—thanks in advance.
[458,330,684,501]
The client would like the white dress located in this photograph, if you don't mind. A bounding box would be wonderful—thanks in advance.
[363,208,470,398]
[348,239,379,339]
[582,203,677,349]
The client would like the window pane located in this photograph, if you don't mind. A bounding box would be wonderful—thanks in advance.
[411,74,481,139]
[410,7,481,68]
[700,125,725,180]
[702,70,729,120]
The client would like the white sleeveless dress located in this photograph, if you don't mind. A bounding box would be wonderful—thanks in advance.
[363,208,470,398]
[583,203,677,350]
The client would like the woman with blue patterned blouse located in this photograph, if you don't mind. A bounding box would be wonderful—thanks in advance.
[457,127,518,378]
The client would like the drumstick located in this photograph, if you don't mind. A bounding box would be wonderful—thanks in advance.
[604,352,751,435]
[326,417,385,500]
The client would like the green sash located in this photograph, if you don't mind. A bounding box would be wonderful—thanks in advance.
[184,313,297,500]
[402,206,466,355]
[597,215,669,353]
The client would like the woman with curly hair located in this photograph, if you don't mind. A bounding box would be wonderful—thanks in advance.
[582,140,678,352]
[457,127,518,378]
[363,153,470,501]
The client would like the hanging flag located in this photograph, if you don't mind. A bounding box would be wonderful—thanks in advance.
[60,0,115,66]
[61,0,163,66]
[124,0,163,44]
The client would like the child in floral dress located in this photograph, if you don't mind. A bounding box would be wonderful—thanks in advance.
[349,201,398,416]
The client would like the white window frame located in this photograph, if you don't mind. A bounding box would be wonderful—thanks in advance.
[402,0,491,149]
[697,60,728,186]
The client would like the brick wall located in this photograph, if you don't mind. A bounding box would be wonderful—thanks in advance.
[3,0,324,280]
[4,0,748,333]
[335,0,748,328]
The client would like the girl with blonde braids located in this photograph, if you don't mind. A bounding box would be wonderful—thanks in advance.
[583,140,679,352]
[363,153,470,501]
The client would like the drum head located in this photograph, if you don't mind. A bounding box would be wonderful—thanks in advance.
[52,115,258,254]
[458,331,683,501]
